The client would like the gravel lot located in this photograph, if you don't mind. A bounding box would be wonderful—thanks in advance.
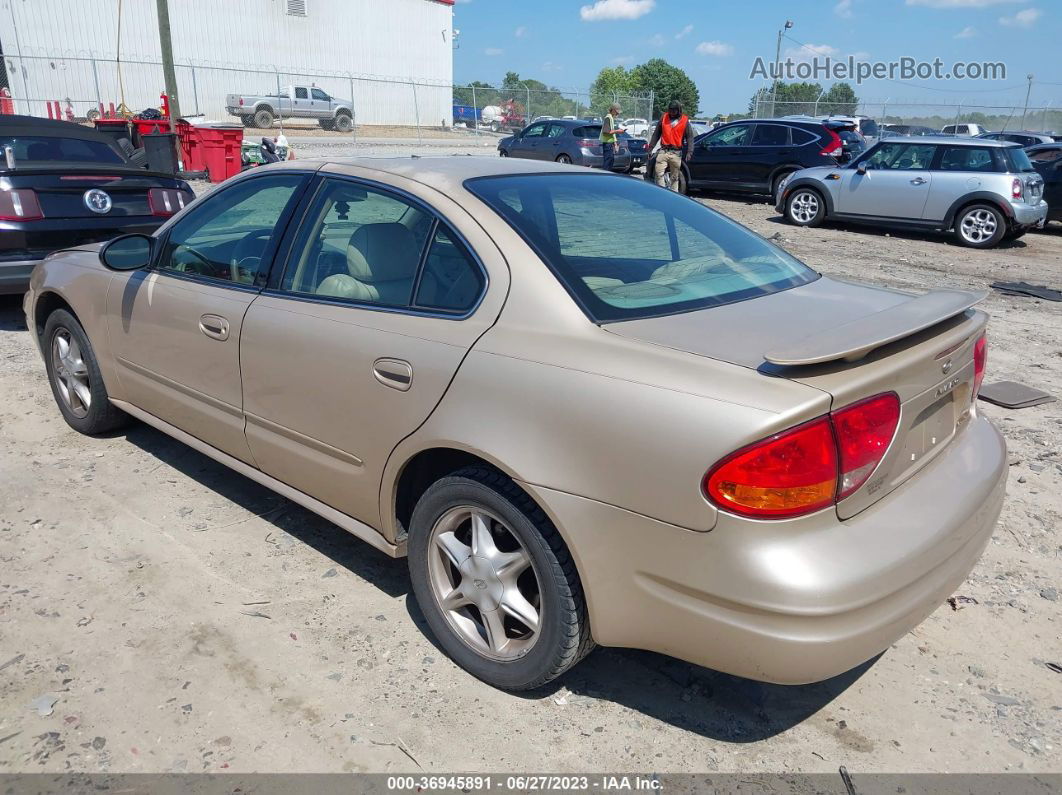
[0,162,1059,775]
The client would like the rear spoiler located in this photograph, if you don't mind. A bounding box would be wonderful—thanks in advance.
[764,288,988,366]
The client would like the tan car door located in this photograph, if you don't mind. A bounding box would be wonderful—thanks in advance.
[106,172,309,463]
[239,174,507,528]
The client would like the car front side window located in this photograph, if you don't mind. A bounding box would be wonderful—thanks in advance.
[704,124,751,147]
[522,123,547,139]
[861,143,935,170]
[156,174,305,286]
[311,88,329,101]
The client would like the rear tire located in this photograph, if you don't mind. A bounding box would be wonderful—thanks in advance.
[43,310,130,435]
[785,187,825,227]
[333,113,353,133]
[556,154,572,165]
[954,203,1005,248]
[253,108,274,129]
[490,121,500,133]
[407,466,594,691]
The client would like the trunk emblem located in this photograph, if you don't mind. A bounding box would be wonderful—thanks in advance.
[83,189,112,214]
[941,359,953,374]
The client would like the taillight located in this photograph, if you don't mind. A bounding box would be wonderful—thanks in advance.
[1011,178,1023,200]
[0,188,44,221]
[579,139,600,148]
[831,393,900,499]
[819,128,842,156]
[704,391,900,519]
[973,334,987,397]
[704,418,838,519]
[239,97,244,106]
[148,188,189,217]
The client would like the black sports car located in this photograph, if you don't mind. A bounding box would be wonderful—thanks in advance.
[1,115,194,294]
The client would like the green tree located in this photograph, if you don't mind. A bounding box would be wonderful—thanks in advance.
[820,81,859,116]
[589,67,634,115]
[629,58,699,118]
[453,80,496,107]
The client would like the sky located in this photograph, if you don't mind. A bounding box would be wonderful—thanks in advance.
[451,0,1057,115]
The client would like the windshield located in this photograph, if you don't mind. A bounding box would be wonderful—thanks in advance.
[466,173,817,322]
[0,135,125,165]
[1004,147,1037,173]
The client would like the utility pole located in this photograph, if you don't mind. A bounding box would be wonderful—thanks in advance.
[1019,73,1033,130]
[156,0,181,131]
[770,20,793,118]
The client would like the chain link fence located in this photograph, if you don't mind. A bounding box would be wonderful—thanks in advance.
[751,98,1061,133]
[0,53,654,142]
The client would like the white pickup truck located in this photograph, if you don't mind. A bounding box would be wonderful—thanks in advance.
[225,85,354,131]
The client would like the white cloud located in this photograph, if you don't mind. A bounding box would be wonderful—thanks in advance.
[610,55,635,65]
[542,61,562,72]
[579,0,655,22]
[784,42,840,62]
[675,24,694,39]
[954,25,978,37]
[648,33,665,46]
[999,7,1041,25]
[514,26,527,37]
[484,47,504,56]
[906,0,1022,6]
[696,40,734,56]
[835,0,853,18]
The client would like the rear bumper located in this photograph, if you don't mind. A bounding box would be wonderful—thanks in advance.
[525,415,1006,684]
[0,259,37,295]
[1009,199,1048,227]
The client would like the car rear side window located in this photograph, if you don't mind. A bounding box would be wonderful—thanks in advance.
[413,225,486,313]
[466,173,817,322]
[1003,147,1037,173]
[790,128,817,145]
[1,135,124,164]
[751,124,789,146]
[938,146,999,172]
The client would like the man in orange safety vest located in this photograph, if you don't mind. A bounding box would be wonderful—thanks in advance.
[647,100,694,191]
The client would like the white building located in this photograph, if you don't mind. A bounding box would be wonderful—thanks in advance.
[1,0,455,126]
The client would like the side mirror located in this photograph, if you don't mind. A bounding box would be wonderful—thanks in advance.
[856,163,868,175]
[100,233,153,271]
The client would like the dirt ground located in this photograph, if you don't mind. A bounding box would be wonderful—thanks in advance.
[0,172,1059,775]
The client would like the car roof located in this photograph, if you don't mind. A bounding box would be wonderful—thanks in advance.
[878,135,1017,147]
[0,113,122,144]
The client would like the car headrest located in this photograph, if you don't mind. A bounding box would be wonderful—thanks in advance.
[346,222,421,283]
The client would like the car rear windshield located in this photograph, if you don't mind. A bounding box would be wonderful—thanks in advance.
[0,135,125,165]
[572,125,601,139]
[1003,147,1037,173]
[466,173,817,322]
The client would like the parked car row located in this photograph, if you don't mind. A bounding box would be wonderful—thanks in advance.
[497,118,648,174]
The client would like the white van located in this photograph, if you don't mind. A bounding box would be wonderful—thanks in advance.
[940,123,986,137]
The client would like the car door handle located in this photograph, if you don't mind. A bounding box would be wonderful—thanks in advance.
[910,177,928,185]
[372,358,413,391]
[198,314,229,341]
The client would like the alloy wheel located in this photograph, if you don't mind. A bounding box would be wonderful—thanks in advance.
[51,329,91,418]
[426,506,541,661]
[960,209,998,244]
[790,190,819,224]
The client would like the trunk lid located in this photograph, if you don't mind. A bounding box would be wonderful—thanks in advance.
[604,276,988,518]
[6,168,181,219]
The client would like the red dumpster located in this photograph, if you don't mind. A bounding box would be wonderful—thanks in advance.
[133,117,171,139]
[175,119,205,173]
[197,123,243,183]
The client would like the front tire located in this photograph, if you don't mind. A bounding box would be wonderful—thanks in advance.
[954,203,1005,248]
[333,113,352,133]
[407,467,593,691]
[43,309,129,435]
[318,119,335,131]
[785,187,825,227]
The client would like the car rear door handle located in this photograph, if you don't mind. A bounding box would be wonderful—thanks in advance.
[372,358,413,391]
[198,314,229,341]
[910,177,928,185]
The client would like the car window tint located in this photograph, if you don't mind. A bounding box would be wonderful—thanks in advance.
[158,174,303,285]
[522,123,547,139]
[751,124,789,146]
[468,173,816,322]
[790,128,817,145]
[282,179,432,307]
[413,225,485,313]
[705,124,751,146]
[938,146,997,172]
[311,88,328,101]
[1,135,125,164]
[1003,147,1036,173]
[863,143,935,170]
[295,87,308,99]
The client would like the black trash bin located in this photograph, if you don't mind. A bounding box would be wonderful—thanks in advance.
[142,132,179,174]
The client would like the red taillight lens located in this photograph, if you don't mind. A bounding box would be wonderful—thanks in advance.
[819,128,842,156]
[579,139,600,147]
[1011,178,1023,200]
[704,418,838,519]
[148,188,189,217]
[704,392,901,519]
[973,334,987,397]
[0,188,44,221]
[831,393,900,499]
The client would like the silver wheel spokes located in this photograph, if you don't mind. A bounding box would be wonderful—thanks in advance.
[427,507,540,661]
[961,209,997,243]
[51,330,91,418]
[791,192,819,223]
